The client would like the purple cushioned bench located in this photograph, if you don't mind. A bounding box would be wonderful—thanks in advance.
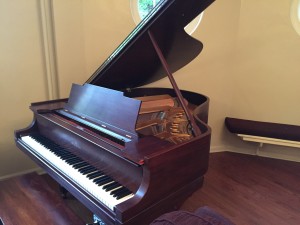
[150,206,235,225]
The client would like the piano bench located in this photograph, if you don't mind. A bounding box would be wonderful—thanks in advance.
[225,117,300,154]
[150,206,235,225]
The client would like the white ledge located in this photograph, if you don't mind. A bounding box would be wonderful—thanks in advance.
[237,134,300,149]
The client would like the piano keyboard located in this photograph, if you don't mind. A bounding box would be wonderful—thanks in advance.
[21,134,134,210]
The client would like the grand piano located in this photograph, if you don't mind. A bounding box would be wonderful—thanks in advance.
[14,0,214,224]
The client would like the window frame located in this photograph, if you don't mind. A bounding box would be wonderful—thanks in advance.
[130,0,204,35]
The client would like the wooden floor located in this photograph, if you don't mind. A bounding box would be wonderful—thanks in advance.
[0,171,90,225]
[181,152,300,225]
[0,152,300,225]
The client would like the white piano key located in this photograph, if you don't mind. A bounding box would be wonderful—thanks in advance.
[21,135,134,210]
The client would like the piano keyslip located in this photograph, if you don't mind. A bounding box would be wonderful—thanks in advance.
[20,134,134,210]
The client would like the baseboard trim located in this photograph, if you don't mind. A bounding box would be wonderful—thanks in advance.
[210,144,300,163]
[0,168,42,182]
[210,145,257,155]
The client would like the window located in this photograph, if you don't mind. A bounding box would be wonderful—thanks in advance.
[130,0,203,34]
[138,0,163,19]
[291,0,300,36]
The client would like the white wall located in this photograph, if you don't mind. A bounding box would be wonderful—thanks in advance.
[0,0,49,178]
[232,0,300,124]
[1,0,300,179]
[226,0,300,161]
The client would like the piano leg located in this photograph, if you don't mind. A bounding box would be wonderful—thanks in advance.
[59,185,68,199]
[86,214,106,225]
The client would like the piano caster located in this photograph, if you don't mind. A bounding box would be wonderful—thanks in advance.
[59,185,68,199]
[86,214,106,225]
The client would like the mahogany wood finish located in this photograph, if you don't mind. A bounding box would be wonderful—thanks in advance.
[86,0,215,89]
[14,86,211,225]
[13,0,215,224]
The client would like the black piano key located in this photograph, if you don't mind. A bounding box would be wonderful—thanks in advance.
[93,175,109,183]
[29,134,126,195]
[27,134,136,202]
[47,143,62,148]
[49,148,62,153]
[31,135,66,153]
[93,176,112,185]
[37,139,53,146]
[103,182,121,191]
[81,167,97,175]
[68,160,84,167]
[96,178,114,186]
[75,164,90,171]
[49,146,62,152]
[116,189,132,200]
[35,136,96,175]
[73,162,88,169]
[55,152,68,158]
[110,186,125,196]
[60,155,76,161]
[78,165,94,173]
[58,151,73,156]
[60,153,75,160]
[66,157,82,164]
[50,148,67,154]
[87,171,104,179]
[55,152,70,158]
[31,136,84,168]
[111,187,130,197]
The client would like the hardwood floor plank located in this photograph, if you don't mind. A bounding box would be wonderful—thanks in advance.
[181,152,300,225]
[0,173,86,225]
[0,152,299,225]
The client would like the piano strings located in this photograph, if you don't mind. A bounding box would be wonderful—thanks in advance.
[136,94,197,144]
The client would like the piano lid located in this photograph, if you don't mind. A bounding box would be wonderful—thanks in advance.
[86,0,215,90]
